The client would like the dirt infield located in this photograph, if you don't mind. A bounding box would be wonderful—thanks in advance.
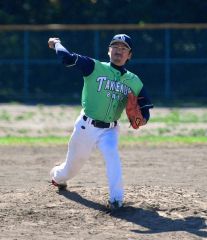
[0,144,207,240]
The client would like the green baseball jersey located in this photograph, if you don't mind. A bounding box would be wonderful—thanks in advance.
[82,60,143,122]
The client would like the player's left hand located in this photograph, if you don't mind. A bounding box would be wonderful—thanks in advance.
[48,37,61,49]
[126,92,146,129]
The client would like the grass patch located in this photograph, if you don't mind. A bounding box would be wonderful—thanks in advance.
[120,135,207,144]
[120,109,207,124]
[0,110,11,121]
[0,135,206,145]
[0,136,68,145]
[15,112,36,121]
[150,110,207,123]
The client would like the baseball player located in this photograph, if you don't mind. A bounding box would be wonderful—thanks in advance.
[48,34,153,210]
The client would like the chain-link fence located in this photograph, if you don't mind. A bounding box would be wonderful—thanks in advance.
[0,24,207,105]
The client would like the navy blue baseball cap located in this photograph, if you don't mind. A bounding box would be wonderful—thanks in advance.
[109,34,132,50]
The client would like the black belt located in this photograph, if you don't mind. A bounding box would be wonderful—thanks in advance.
[83,115,117,128]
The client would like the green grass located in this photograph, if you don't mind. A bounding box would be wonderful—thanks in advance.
[0,136,68,145]
[15,112,35,121]
[0,106,206,146]
[0,110,11,121]
[120,109,207,124]
[120,135,207,144]
[150,110,207,123]
[0,135,206,145]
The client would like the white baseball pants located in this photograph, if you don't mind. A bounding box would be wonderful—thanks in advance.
[50,113,123,202]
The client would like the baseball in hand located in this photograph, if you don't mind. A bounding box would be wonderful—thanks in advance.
[48,37,61,49]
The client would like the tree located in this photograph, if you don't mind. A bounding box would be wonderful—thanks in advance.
[0,0,207,24]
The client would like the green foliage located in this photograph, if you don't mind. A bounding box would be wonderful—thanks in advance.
[0,0,207,24]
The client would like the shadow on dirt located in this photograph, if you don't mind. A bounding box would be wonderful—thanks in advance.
[59,189,207,238]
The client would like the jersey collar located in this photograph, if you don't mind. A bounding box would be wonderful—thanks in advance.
[110,62,127,75]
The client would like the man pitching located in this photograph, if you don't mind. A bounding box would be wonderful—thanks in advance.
[48,34,153,210]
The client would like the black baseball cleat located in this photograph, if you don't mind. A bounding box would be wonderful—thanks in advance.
[107,200,123,211]
[51,179,67,190]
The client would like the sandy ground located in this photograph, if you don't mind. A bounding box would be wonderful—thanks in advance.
[0,105,207,239]
[0,144,207,240]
